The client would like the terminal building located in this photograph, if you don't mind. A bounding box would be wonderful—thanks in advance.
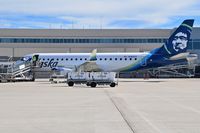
[0,28,200,77]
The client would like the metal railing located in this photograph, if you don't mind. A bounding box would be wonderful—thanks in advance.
[0,60,36,82]
[148,63,197,78]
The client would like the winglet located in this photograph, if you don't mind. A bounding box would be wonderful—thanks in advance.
[90,49,97,61]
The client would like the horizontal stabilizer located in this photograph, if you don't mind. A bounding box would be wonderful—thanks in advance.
[169,52,189,60]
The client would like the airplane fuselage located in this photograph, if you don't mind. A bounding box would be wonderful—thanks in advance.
[37,52,149,72]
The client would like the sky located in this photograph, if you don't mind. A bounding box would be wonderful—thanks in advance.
[0,0,200,29]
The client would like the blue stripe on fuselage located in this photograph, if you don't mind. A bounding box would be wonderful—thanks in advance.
[123,48,188,72]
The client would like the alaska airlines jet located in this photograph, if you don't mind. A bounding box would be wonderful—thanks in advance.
[24,19,195,73]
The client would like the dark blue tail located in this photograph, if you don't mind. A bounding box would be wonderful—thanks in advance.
[155,19,194,57]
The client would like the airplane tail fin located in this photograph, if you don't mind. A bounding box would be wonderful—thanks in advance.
[156,19,194,57]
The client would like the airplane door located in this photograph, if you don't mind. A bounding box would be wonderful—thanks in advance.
[32,54,39,66]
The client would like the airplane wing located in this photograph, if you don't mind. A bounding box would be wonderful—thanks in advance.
[52,61,101,73]
[77,49,102,72]
[51,49,102,72]
[52,67,73,72]
[77,61,102,72]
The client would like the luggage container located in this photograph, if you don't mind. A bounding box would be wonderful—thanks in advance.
[66,72,117,87]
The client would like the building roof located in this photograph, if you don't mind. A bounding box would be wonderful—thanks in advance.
[0,29,172,38]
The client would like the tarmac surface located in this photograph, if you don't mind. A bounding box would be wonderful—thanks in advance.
[0,78,200,133]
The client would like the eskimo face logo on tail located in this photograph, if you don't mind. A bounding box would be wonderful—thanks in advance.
[172,32,188,52]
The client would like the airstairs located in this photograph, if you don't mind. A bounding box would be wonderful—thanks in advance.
[148,62,197,78]
[0,60,38,82]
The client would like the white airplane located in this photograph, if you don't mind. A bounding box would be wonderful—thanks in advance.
[23,19,195,73]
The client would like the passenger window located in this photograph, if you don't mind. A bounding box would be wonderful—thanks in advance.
[75,58,78,61]
[61,58,63,61]
[125,58,127,60]
[57,58,59,61]
[85,58,87,60]
[42,58,45,61]
[110,58,112,60]
[135,58,137,60]
[120,58,122,60]
[71,58,73,61]
[80,58,82,60]
[66,58,68,61]
[129,58,132,60]
[115,58,117,60]
[104,58,107,61]
[100,58,102,61]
